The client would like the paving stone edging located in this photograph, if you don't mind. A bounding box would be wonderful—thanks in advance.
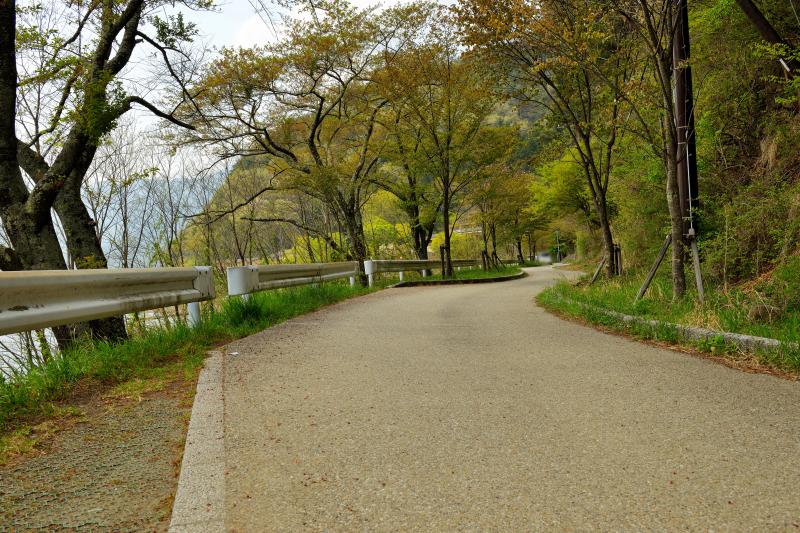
[394,271,527,287]
[560,298,795,354]
[169,350,226,532]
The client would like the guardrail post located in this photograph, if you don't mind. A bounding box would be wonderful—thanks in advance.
[364,260,375,287]
[188,266,214,327]
[187,302,201,327]
[227,266,259,299]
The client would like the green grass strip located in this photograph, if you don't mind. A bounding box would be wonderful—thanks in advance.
[0,282,372,432]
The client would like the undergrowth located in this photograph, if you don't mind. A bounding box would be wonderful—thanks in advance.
[538,269,800,372]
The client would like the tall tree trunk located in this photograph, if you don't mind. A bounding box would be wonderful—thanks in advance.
[442,184,453,277]
[0,1,77,348]
[55,184,127,340]
[340,203,369,285]
[490,223,498,261]
[594,194,616,278]
[666,147,686,298]
[18,141,128,341]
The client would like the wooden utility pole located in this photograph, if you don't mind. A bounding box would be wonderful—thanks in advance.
[673,0,699,234]
[636,0,705,302]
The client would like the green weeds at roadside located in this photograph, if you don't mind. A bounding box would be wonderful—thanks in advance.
[538,275,800,373]
[0,282,371,433]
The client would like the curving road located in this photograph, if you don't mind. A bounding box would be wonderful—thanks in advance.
[177,266,800,531]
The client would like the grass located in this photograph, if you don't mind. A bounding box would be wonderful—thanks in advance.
[537,271,800,371]
[419,265,523,282]
[0,281,372,433]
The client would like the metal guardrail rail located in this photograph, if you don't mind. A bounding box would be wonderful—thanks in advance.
[0,267,214,336]
[364,258,481,286]
[226,261,361,297]
[0,257,496,336]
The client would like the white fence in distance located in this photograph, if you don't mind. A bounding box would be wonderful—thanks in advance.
[363,258,481,286]
[0,267,215,336]
[226,261,361,297]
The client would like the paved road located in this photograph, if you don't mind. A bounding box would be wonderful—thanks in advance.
[216,267,800,531]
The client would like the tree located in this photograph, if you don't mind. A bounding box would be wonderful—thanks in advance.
[457,0,633,278]
[180,0,402,280]
[379,7,499,276]
[2,0,210,345]
[373,107,442,261]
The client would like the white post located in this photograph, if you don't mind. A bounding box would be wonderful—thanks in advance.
[227,266,258,298]
[422,270,427,278]
[188,302,201,327]
[457,266,461,272]
[364,260,376,288]
[399,271,404,281]
[349,276,355,287]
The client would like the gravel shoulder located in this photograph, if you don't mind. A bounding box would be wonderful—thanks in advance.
[0,367,197,531]
[217,266,800,531]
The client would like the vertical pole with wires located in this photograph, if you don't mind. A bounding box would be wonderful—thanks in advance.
[635,0,705,302]
[674,0,705,302]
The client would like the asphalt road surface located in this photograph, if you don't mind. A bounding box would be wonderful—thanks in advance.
[216,266,800,531]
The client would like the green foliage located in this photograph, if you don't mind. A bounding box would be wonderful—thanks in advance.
[538,278,800,371]
[150,13,199,47]
[430,231,483,260]
[755,256,800,312]
[539,272,800,346]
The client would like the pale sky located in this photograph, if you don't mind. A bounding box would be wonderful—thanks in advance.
[183,0,406,52]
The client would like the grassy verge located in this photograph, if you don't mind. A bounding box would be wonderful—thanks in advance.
[420,265,522,281]
[0,281,372,434]
[537,273,800,372]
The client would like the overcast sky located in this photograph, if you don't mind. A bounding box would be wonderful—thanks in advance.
[182,0,406,51]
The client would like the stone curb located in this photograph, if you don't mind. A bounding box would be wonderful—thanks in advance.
[559,298,795,354]
[169,350,226,532]
[393,271,527,287]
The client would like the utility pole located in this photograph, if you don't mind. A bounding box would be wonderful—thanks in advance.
[673,0,699,235]
[637,0,705,302]
[674,0,705,303]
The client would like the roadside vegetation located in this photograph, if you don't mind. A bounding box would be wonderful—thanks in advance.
[539,260,800,372]
[0,282,370,437]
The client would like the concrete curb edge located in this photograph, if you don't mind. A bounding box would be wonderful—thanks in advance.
[558,298,796,354]
[169,350,226,532]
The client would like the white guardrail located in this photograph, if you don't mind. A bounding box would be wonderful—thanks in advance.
[364,258,481,286]
[0,267,214,336]
[226,261,361,297]
[0,258,491,336]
